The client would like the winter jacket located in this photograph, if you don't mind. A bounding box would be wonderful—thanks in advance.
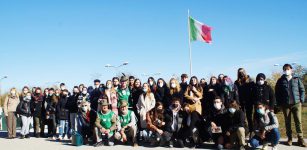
[136,93,156,128]
[3,95,20,116]
[155,86,171,107]
[31,94,43,117]
[275,75,305,106]
[253,110,279,132]
[16,98,32,117]
[234,77,255,106]
[164,106,184,133]
[222,109,245,134]
[251,82,276,109]
[184,85,203,115]
[66,93,79,113]
[56,95,69,120]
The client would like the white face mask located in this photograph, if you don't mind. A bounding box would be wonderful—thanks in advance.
[56,93,60,96]
[158,83,163,88]
[95,85,100,89]
[171,83,176,88]
[143,88,148,93]
[26,96,31,100]
[61,87,66,90]
[81,107,87,112]
[82,91,87,94]
[284,70,292,76]
[11,91,16,95]
[257,80,265,85]
[214,103,222,110]
[149,81,153,86]
[229,108,236,114]
[107,85,112,89]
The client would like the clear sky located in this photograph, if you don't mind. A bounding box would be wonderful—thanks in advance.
[0,0,307,92]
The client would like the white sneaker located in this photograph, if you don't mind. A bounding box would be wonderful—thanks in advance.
[272,146,278,150]
[58,136,63,140]
[63,135,68,140]
[262,144,268,150]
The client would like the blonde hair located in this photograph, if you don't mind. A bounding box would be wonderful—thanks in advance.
[169,78,181,95]
[9,87,19,98]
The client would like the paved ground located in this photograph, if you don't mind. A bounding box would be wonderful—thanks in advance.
[0,131,306,150]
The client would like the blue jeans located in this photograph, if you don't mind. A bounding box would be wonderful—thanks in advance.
[59,120,70,138]
[250,128,280,148]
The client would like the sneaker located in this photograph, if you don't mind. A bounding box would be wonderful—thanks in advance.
[286,138,292,146]
[168,141,173,148]
[217,144,223,150]
[272,146,278,150]
[52,136,57,140]
[262,144,268,150]
[58,136,63,141]
[177,139,184,148]
[108,141,114,146]
[20,135,25,139]
[240,145,245,150]
[133,143,138,147]
[298,137,307,147]
[94,142,103,147]
[63,135,68,140]
[25,134,30,139]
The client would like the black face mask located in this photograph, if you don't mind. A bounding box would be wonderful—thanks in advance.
[172,104,179,108]
[239,73,244,79]
[156,109,164,113]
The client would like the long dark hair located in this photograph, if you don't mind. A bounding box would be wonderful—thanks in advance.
[188,76,202,91]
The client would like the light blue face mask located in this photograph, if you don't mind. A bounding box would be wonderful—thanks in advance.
[229,108,236,114]
[143,88,147,93]
[257,108,265,115]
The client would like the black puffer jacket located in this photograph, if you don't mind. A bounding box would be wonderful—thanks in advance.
[17,98,32,117]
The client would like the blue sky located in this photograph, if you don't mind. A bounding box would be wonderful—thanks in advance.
[0,0,307,92]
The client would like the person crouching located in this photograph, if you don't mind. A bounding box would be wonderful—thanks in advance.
[94,98,117,147]
[114,101,138,147]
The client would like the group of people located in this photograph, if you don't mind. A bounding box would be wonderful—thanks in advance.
[1,63,306,150]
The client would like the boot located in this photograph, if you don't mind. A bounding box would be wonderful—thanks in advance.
[298,137,306,147]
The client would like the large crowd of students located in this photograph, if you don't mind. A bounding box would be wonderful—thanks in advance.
[0,64,306,150]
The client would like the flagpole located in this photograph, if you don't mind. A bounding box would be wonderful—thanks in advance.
[188,9,193,77]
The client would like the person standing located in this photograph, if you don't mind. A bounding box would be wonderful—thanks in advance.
[90,79,102,111]
[117,76,131,108]
[31,87,44,138]
[17,92,32,139]
[3,88,20,139]
[136,83,156,141]
[251,73,275,111]
[66,86,80,133]
[155,78,170,108]
[234,68,255,137]
[104,80,118,115]
[275,64,306,147]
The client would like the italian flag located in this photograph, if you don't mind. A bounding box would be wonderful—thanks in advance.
[189,16,212,44]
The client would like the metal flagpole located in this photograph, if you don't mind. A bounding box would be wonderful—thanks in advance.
[188,9,193,76]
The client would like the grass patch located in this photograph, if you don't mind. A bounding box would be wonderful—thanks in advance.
[276,105,306,138]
